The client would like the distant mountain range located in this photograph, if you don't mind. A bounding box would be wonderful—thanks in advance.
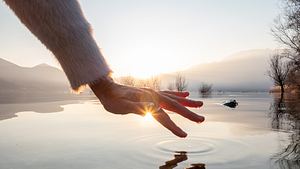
[0,58,73,103]
[0,49,275,98]
[0,58,68,92]
[160,49,275,92]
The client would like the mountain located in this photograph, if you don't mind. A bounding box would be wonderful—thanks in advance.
[160,49,275,91]
[0,58,69,95]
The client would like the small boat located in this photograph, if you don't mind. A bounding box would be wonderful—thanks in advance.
[223,99,238,108]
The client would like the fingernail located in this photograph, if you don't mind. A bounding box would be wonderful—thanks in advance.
[178,131,187,138]
[197,116,205,123]
[174,128,187,138]
[197,101,203,107]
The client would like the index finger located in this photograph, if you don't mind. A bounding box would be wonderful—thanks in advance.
[160,92,203,108]
[158,93,205,123]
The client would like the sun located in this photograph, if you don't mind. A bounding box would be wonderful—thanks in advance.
[108,44,189,79]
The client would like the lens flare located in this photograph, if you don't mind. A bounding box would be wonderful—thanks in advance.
[144,111,154,122]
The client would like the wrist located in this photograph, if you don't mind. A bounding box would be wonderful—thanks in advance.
[89,74,114,96]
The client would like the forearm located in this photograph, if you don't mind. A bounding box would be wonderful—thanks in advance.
[4,0,111,91]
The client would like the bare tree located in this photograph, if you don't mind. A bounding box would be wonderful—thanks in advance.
[272,0,300,89]
[144,76,161,90]
[268,54,292,94]
[118,76,136,86]
[175,74,188,91]
[272,0,300,62]
[120,76,161,90]
[198,83,213,97]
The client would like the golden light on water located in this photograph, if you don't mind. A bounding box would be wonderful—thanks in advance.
[143,112,154,122]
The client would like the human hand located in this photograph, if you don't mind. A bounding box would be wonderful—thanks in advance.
[89,77,204,138]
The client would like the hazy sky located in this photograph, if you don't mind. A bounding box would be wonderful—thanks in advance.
[0,0,280,77]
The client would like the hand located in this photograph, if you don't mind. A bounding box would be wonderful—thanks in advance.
[89,77,204,138]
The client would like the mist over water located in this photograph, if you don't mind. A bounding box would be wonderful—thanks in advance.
[0,92,299,169]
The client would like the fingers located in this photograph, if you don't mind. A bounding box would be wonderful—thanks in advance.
[103,98,188,137]
[152,108,187,138]
[160,92,203,108]
[158,94,205,123]
[161,91,189,97]
[142,88,204,123]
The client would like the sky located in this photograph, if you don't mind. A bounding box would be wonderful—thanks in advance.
[0,0,281,78]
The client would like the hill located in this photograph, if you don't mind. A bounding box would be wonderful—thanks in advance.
[0,58,68,92]
[0,58,76,103]
[160,49,275,91]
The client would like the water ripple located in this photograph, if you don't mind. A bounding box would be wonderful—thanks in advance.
[155,138,215,155]
[125,134,254,167]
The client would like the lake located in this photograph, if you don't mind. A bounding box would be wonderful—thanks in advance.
[0,92,299,169]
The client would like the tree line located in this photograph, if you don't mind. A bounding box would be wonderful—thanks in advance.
[116,73,213,97]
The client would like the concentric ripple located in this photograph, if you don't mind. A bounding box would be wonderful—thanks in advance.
[125,134,255,167]
[155,138,215,155]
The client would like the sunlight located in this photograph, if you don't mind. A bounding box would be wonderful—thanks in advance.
[108,44,193,79]
[111,60,172,79]
[143,112,154,122]
[131,71,160,79]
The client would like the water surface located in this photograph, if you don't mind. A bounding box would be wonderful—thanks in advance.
[0,93,299,169]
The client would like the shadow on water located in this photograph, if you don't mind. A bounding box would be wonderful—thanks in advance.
[0,100,79,121]
[0,94,96,121]
[159,151,206,169]
[270,93,300,169]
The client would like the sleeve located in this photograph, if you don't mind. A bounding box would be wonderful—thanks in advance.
[4,0,112,92]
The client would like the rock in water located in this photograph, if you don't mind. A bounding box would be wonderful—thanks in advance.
[223,99,238,108]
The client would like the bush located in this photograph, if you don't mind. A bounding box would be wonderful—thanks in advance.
[198,83,213,97]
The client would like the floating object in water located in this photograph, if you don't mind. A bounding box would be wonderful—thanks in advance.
[223,99,238,108]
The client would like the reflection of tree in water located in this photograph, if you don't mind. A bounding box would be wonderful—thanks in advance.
[270,93,300,169]
[159,151,206,169]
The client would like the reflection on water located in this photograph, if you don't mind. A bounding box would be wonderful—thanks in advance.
[159,151,206,169]
[0,94,94,121]
[159,151,188,169]
[186,164,206,169]
[200,93,212,99]
[0,100,78,121]
[270,93,300,169]
[0,92,300,169]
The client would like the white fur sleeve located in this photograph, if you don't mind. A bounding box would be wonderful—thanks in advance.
[4,0,112,92]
